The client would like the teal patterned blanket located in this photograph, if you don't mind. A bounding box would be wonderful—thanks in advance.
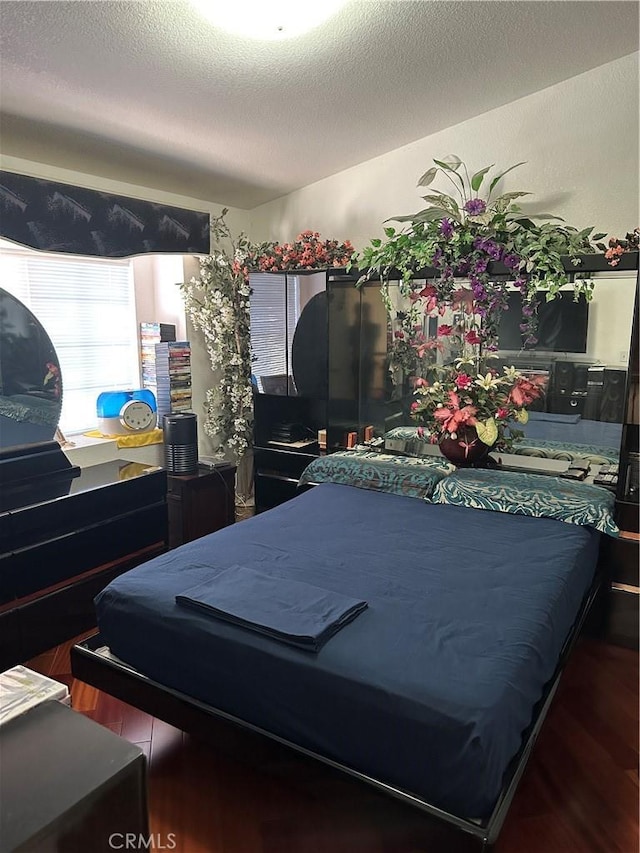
[299,450,452,501]
[432,468,619,537]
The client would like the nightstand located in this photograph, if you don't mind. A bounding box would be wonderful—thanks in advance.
[603,530,639,649]
[254,445,320,512]
[167,463,236,548]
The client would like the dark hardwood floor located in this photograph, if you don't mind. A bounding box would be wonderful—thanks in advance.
[26,633,638,853]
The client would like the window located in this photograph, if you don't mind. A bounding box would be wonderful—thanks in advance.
[0,243,139,433]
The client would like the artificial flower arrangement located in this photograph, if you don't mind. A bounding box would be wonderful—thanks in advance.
[246,230,354,273]
[409,309,546,461]
[599,228,640,267]
[352,155,603,383]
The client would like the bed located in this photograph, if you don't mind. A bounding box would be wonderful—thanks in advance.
[71,459,617,850]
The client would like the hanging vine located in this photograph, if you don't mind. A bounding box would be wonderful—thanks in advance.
[180,214,355,463]
[180,210,254,463]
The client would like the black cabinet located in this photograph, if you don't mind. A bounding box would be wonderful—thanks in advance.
[616,267,639,515]
[250,269,393,511]
[0,700,148,852]
[603,533,639,649]
[606,254,639,649]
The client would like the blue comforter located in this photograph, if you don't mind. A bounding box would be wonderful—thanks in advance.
[95,483,599,818]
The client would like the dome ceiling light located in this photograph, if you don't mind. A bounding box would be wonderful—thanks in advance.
[190,0,348,40]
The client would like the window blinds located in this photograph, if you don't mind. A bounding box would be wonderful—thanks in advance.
[0,246,139,433]
[249,273,300,388]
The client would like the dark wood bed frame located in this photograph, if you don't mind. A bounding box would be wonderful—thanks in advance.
[70,561,603,851]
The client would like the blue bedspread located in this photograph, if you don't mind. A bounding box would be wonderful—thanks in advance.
[176,565,367,652]
[95,483,600,818]
[520,416,622,448]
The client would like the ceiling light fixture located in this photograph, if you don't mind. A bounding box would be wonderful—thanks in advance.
[190,0,348,40]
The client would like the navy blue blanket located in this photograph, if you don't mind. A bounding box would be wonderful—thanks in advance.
[95,483,600,818]
[176,566,367,652]
[528,411,580,424]
[520,416,622,447]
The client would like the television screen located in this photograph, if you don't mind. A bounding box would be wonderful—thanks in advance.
[498,291,589,353]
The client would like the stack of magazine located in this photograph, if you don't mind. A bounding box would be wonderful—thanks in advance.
[0,665,70,726]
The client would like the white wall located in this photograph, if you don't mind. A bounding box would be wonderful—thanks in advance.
[132,254,188,342]
[587,273,637,367]
[248,54,639,249]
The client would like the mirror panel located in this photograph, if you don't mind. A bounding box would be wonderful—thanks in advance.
[0,287,63,449]
[289,272,327,398]
[360,274,637,466]
[250,271,328,398]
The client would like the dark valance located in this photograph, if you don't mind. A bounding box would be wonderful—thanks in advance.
[0,171,210,257]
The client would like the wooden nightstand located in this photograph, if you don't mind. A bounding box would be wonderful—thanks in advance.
[167,463,236,548]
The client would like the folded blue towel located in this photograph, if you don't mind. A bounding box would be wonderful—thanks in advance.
[528,411,581,424]
[176,566,368,652]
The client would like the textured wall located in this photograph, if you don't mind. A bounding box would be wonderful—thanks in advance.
[248,54,639,249]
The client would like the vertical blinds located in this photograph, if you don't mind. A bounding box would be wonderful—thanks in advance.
[0,246,139,433]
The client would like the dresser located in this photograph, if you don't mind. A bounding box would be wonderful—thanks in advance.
[0,442,168,670]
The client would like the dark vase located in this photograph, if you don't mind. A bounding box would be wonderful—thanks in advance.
[439,426,493,467]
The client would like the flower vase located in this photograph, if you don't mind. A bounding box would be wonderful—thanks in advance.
[438,426,492,468]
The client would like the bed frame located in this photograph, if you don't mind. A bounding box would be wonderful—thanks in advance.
[70,569,603,851]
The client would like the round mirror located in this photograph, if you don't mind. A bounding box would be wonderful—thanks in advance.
[0,287,63,448]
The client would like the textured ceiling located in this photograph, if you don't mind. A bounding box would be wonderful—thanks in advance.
[0,1,638,209]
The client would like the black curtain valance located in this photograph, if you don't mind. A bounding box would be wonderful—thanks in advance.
[0,171,210,257]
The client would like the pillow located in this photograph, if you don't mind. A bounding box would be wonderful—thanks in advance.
[513,438,619,466]
[431,468,619,536]
[299,450,452,500]
[384,427,437,459]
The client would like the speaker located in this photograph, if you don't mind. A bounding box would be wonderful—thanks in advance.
[573,365,589,393]
[600,369,627,423]
[549,393,586,416]
[584,367,604,420]
[552,361,575,395]
[163,412,198,474]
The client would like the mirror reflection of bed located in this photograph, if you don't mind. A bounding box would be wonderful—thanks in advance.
[379,274,635,469]
[0,287,63,449]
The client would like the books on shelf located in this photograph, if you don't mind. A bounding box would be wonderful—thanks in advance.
[140,322,176,397]
[155,341,193,421]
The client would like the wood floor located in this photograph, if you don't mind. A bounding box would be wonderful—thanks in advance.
[26,633,638,853]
